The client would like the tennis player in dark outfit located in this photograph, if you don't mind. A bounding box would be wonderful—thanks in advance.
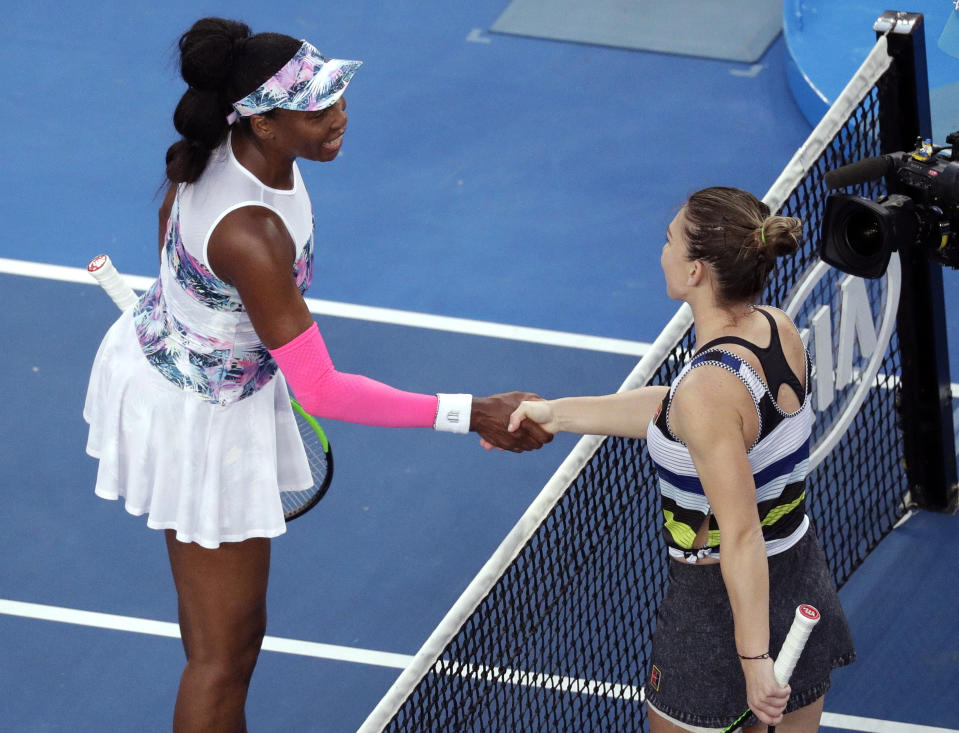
[508,187,854,732]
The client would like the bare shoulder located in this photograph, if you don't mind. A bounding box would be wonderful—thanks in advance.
[208,205,297,285]
[675,365,749,408]
[205,204,313,348]
[672,364,751,433]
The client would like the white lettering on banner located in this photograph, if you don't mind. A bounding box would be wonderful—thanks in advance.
[783,254,901,469]
[803,305,835,412]
[836,276,879,391]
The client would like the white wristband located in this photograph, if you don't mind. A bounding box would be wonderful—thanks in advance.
[434,393,472,433]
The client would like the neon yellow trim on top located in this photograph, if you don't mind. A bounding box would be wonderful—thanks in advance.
[761,490,806,527]
[662,509,698,548]
[664,492,805,551]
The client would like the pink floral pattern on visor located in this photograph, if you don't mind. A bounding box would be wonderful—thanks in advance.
[230,41,361,121]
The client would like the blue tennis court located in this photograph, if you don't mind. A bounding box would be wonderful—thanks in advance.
[0,1,956,731]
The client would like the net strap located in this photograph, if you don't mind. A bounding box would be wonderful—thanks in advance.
[356,33,892,733]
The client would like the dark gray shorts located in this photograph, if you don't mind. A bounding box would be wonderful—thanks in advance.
[643,527,855,729]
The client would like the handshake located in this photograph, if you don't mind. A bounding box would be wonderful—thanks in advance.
[470,392,555,453]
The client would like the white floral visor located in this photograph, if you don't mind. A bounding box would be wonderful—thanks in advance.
[227,40,362,124]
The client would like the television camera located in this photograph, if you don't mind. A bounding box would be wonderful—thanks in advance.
[820,131,959,278]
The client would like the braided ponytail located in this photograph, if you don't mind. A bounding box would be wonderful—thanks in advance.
[164,19,301,184]
[165,18,250,183]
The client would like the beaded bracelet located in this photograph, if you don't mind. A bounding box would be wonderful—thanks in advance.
[737,651,771,660]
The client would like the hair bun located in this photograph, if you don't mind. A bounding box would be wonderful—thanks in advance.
[178,17,251,92]
[760,215,803,259]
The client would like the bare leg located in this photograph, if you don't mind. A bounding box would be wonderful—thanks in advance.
[648,695,824,733]
[648,705,703,732]
[165,530,271,733]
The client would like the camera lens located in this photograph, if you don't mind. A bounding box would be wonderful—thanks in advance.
[844,210,884,257]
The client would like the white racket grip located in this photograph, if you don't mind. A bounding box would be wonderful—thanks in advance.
[773,604,820,686]
[87,254,139,310]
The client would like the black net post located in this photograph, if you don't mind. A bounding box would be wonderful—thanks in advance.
[875,10,959,513]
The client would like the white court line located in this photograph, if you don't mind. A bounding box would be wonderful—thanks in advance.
[434,659,644,701]
[0,256,651,357]
[820,713,959,732]
[1,598,955,733]
[0,599,414,670]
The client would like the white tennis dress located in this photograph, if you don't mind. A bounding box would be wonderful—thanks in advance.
[84,133,314,548]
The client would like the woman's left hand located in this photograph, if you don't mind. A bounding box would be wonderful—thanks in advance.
[741,657,790,726]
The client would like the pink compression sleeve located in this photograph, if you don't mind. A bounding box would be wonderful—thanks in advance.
[268,323,439,428]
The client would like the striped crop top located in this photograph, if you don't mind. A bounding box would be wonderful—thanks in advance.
[645,308,813,562]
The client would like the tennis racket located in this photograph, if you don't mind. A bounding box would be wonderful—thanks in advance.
[721,604,821,732]
[86,254,333,521]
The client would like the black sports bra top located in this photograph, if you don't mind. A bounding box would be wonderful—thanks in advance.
[695,307,806,404]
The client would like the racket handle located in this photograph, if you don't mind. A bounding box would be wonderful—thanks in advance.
[773,604,820,686]
[88,254,139,310]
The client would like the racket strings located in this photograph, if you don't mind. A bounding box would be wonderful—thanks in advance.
[280,413,332,519]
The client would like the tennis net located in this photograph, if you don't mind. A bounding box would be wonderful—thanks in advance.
[360,31,909,733]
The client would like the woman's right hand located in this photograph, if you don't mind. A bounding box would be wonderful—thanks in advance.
[508,400,559,435]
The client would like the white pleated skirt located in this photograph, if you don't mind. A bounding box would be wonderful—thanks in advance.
[83,309,312,549]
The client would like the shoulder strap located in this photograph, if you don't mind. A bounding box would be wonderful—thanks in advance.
[695,308,775,356]
[688,349,766,407]
[695,309,805,403]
